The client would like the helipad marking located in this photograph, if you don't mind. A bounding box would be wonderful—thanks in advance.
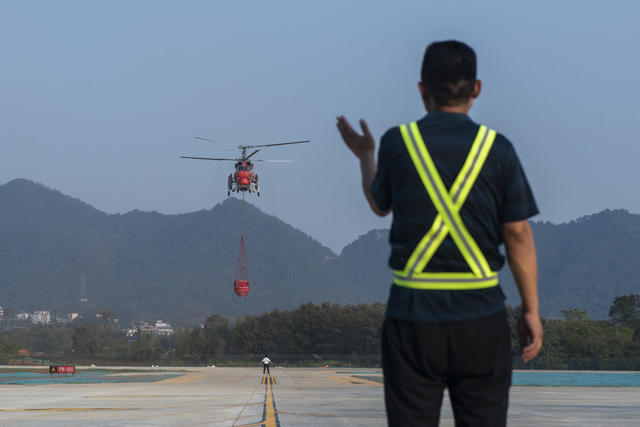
[328,375,382,386]
[85,394,228,400]
[157,373,209,384]
[275,410,379,419]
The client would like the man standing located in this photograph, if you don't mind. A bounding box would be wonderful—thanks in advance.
[337,40,542,426]
[261,355,272,376]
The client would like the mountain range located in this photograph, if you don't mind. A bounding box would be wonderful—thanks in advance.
[0,178,638,324]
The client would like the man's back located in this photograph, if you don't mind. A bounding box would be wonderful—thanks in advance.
[372,111,538,322]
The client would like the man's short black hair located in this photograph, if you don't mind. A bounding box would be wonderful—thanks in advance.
[421,40,477,106]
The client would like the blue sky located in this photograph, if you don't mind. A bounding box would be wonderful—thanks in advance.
[1,1,639,251]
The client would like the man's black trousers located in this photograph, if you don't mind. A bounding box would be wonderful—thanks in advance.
[263,364,270,375]
[382,310,512,427]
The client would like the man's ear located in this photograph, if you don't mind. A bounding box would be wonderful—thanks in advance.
[418,81,433,111]
[418,81,427,100]
[472,79,482,99]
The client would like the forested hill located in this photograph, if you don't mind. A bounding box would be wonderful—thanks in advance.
[0,179,383,322]
[1,178,638,322]
[521,211,640,319]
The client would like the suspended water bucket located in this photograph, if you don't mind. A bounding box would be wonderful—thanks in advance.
[233,234,251,297]
[234,279,249,297]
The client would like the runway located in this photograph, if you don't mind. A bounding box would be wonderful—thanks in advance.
[0,367,639,426]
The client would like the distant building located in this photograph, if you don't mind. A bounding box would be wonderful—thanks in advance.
[125,321,174,336]
[52,312,80,325]
[138,322,155,334]
[0,306,4,318]
[16,312,30,320]
[155,320,174,336]
[31,310,51,325]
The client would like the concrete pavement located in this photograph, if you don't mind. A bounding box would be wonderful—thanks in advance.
[0,367,638,426]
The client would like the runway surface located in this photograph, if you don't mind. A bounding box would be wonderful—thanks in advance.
[0,367,639,426]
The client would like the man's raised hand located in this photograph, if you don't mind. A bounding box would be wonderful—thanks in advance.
[336,116,375,159]
[336,115,388,216]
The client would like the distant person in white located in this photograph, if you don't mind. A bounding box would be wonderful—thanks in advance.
[261,355,272,375]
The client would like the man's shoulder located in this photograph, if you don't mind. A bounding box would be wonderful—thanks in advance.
[486,129,517,162]
[377,126,406,163]
[380,125,403,145]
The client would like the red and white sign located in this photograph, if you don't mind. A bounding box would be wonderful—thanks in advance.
[50,365,75,375]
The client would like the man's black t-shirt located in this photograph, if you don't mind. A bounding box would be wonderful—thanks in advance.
[372,111,538,322]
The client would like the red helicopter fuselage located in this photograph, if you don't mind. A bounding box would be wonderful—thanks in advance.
[228,161,259,196]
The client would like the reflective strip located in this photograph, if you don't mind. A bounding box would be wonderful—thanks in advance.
[407,220,445,278]
[395,121,498,290]
[393,276,498,290]
[450,126,488,208]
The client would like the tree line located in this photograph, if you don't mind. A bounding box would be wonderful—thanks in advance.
[1,296,639,369]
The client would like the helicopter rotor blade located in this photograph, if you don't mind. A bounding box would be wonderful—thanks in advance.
[253,159,295,163]
[181,156,238,161]
[193,136,240,147]
[245,140,310,149]
[245,149,260,160]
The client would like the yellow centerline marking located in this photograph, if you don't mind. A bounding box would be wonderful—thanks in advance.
[236,374,278,427]
[265,374,277,427]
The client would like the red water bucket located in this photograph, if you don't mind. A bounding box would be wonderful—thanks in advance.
[234,279,249,297]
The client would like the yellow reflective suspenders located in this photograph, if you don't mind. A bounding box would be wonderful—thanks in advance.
[393,122,499,290]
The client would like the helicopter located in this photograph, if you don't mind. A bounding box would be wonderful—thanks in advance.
[181,137,309,196]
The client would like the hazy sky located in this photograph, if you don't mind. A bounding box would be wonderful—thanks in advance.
[1,1,639,252]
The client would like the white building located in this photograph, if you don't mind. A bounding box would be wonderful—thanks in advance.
[31,310,51,325]
[155,320,174,336]
[16,312,30,320]
[139,323,155,334]
[124,321,175,337]
[0,306,4,318]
